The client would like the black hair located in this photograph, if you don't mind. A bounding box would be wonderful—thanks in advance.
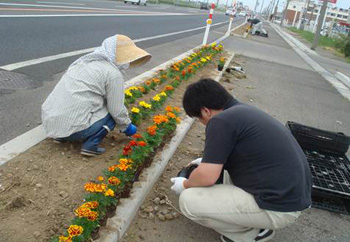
[247,19,252,22]
[182,78,234,118]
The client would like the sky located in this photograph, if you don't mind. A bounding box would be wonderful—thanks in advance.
[212,0,350,11]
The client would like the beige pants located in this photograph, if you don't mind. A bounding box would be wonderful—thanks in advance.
[179,171,301,242]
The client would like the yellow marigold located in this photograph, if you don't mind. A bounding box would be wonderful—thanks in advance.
[201,58,207,63]
[97,176,104,181]
[176,117,181,123]
[117,163,131,171]
[131,107,140,113]
[187,57,192,61]
[159,92,167,97]
[67,225,83,237]
[153,95,161,102]
[59,236,72,242]
[108,176,121,185]
[105,189,115,197]
[167,112,176,119]
[206,56,211,61]
[139,101,152,109]
[119,158,128,164]
[82,201,99,209]
[94,183,107,193]
[165,106,173,112]
[173,107,180,112]
[125,90,133,97]
[211,42,217,47]
[129,86,138,91]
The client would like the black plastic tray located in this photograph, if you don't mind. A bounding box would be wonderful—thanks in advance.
[312,189,350,215]
[286,121,350,155]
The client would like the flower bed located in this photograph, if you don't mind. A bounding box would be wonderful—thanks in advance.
[54,44,224,242]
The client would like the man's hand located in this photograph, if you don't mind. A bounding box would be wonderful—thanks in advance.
[123,123,137,136]
[187,157,202,167]
[170,177,187,195]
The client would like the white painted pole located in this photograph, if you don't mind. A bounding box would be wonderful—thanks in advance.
[202,3,215,45]
[292,10,298,27]
[227,17,233,34]
[313,4,321,33]
[297,8,302,29]
[321,6,328,30]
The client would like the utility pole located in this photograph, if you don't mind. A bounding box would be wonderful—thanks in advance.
[311,0,328,50]
[299,0,310,29]
[260,0,265,13]
[254,0,259,13]
[280,0,291,27]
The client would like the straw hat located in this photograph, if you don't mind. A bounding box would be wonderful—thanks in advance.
[116,35,152,68]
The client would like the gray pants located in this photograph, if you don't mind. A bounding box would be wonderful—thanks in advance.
[179,171,301,242]
[252,22,267,35]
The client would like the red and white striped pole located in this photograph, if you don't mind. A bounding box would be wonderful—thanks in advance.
[202,3,215,45]
[227,0,237,34]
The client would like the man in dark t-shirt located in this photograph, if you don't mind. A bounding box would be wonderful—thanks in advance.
[247,18,267,35]
[170,78,312,242]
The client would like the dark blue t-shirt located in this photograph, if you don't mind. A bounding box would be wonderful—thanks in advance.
[202,101,312,212]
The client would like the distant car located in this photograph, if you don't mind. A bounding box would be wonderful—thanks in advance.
[200,3,209,10]
[225,8,236,16]
[238,11,247,17]
[124,0,147,6]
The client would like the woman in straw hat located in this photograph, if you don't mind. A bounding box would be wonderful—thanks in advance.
[42,34,151,156]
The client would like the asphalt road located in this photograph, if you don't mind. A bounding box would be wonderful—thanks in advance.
[0,0,244,145]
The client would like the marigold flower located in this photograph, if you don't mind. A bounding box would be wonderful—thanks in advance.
[153,115,169,125]
[173,107,180,112]
[108,176,121,185]
[117,163,131,171]
[138,86,146,93]
[129,140,137,146]
[176,118,181,123]
[59,236,72,242]
[84,182,96,193]
[119,158,131,165]
[131,107,140,113]
[105,189,115,197]
[159,92,167,97]
[165,106,173,112]
[82,201,99,209]
[153,95,161,102]
[97,176,104,181]
[153,78,160,83]
[138,141,147,147]
[75,206,91,218]
[68,225,83,237]
[145,80,151,86]
[167,112,176,119]
[161,75,167,79]
[188,67,192,73]
[87,210,98,221]
[108,166,116,172]
[147,125,157,136]
[206,56,211,61]
[164,85,174,91]
[201,58,207,63]
[139,101,151,109]
[132,134,142,139]
[125,90,133,97]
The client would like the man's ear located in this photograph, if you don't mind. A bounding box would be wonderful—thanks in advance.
[200,107,211,118]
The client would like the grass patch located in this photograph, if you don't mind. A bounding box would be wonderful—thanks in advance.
[288,27,338,48]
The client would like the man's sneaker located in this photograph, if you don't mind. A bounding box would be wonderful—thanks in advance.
[81,147,106,156]
[53,138,66,144]
[220,229,275,242]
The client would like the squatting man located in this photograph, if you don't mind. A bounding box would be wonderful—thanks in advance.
[170,78,312,242]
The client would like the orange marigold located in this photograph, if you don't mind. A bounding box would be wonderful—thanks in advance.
[108,176,121,185]
[153,78,160,83]
[138,141,147,147]
[75,206,91,218]
[84,182,95,193]
[176,117,181,123]
[173,107,180,112]
[167,112,176,119]
[108,165,116,172]
[147,125,157,136]
[94,183,107,193]
[164,85,174,91]
[182,70,186,77]
[165,106,173,112]
[82,201,99,209]
[117,163,131,171]
[86,210,98,221]
[59,236,72,242]
[132,134,142,139]
[138,86,146,93]
[145,80,151,86]
[97,176,104,181]
[153,115,169,125]
[67,225,83,237]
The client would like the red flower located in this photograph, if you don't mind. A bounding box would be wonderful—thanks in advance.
[182,70,186,77]
[133,134,142,139]
[129,140,137,146]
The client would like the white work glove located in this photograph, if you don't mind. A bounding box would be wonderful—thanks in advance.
[187,157,202,167]
[170,177,187,195]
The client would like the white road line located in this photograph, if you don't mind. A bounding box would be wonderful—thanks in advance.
[37,1,86,6]
[0,2,135,12]
[0,20,228,71]
[0,13,190,17]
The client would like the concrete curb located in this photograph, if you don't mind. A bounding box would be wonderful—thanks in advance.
[270,23,350,102]
[335,72,350,89]
[0,21,245,167]
[97,51,236,242]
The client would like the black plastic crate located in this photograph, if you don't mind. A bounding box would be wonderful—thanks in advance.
[286,121,350,156]
[312,189,350,215]
[305,150,350,196]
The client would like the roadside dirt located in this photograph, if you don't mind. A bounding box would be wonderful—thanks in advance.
[0,53,227,242]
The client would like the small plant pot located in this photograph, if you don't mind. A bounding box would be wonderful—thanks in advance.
[218,64,224,71]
